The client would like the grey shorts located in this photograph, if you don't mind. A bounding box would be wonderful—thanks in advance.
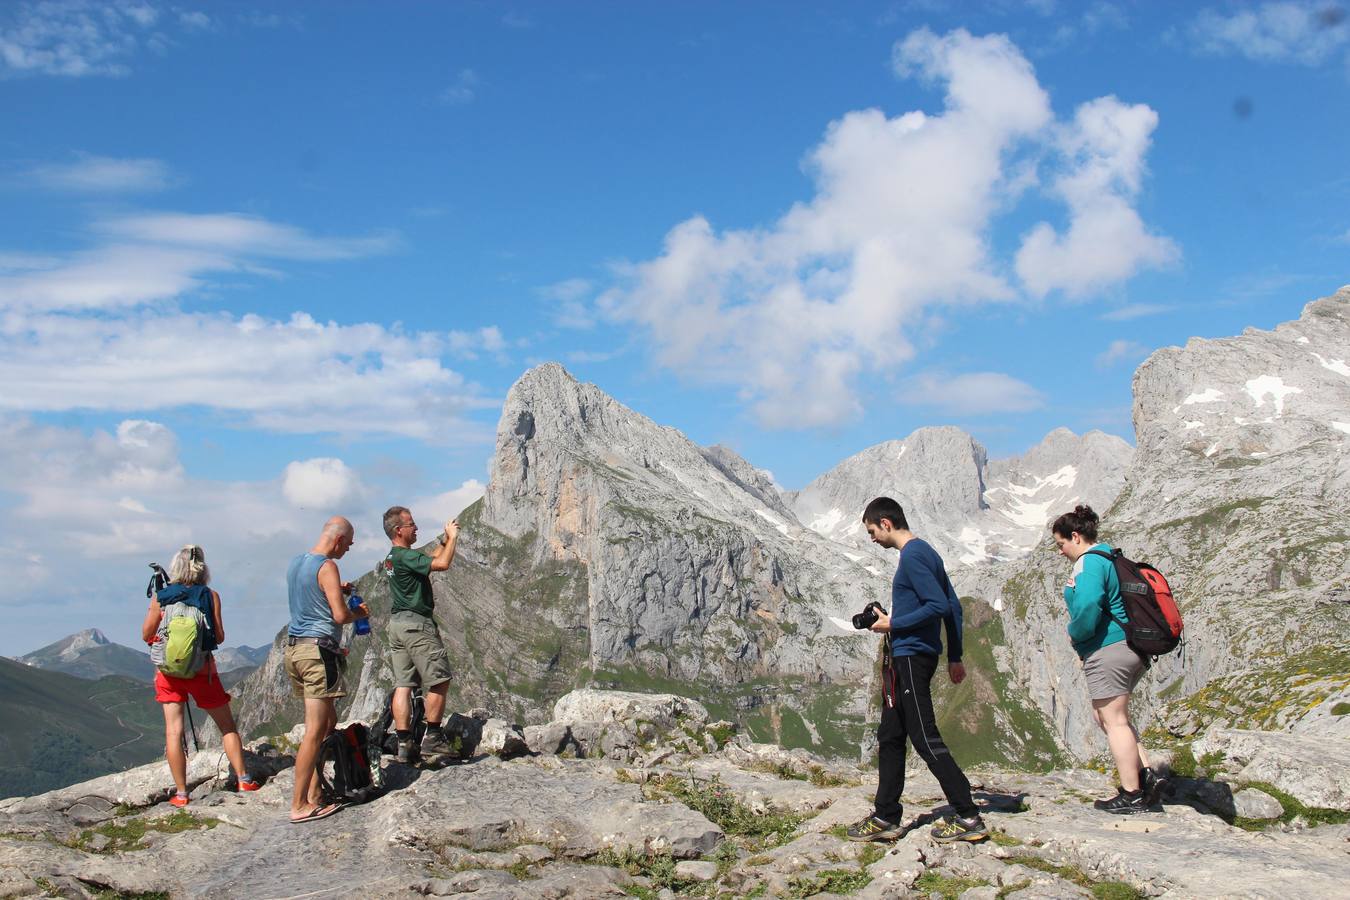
[387,611,453,689]
[1083,640,1145,700]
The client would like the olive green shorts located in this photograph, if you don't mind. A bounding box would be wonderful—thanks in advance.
[388,611,453,689]
[285,642,347,700]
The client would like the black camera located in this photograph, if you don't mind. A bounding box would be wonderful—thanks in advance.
[852,601,885,630]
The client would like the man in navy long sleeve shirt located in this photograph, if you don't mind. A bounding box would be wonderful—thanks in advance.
[846,497,988,845]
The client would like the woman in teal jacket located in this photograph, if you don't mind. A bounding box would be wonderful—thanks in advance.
[1052,506,1162,814]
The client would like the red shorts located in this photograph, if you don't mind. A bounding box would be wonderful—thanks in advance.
[154,658,231,709]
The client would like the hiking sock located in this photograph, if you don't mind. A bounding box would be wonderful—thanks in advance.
[396,730,411,742]
[426,721,442,734]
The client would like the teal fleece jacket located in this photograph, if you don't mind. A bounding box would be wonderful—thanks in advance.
[1063,543,1128,659]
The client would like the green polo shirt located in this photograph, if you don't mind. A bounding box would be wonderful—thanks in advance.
[384,545,435,617]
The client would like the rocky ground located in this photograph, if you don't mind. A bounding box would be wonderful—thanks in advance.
[1,690,1347,899]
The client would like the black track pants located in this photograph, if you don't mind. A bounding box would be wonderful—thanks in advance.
[874,652,978,821]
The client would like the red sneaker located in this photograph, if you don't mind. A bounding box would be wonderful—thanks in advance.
[169,792,189,808]
[238,775,261,792]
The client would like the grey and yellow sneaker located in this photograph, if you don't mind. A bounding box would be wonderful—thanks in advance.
[846,814,904,842]
[931,814,989,843]
[419,728,452,767]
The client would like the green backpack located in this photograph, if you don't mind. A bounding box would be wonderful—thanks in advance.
[151,601,209,678]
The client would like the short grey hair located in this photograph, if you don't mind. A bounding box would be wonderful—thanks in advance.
[383,506,410,539]
[168,544,210,586]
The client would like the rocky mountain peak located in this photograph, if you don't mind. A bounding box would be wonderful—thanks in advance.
[790,423,1132,568]
[65,629,109,654]
[1132,286,1350,465]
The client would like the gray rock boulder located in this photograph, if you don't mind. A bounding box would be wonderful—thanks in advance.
[1233,787,1284,820]
[1192,728,1350,811]
[552,688,708,730]
[479,718,529,758]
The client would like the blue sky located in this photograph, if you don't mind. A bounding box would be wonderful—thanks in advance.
[1,1,1348,654]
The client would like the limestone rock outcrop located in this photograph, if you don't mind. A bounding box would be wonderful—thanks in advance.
[3,688,1349,899]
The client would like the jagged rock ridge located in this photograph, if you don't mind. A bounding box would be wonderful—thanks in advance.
[233,364,1062,768]
[788,426,1132,568]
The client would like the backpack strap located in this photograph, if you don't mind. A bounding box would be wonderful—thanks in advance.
[1080,548,1131,629]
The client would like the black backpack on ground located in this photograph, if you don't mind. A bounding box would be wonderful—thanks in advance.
[316,723,382,805]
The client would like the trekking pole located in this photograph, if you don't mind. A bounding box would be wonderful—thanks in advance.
[185,703,199,754]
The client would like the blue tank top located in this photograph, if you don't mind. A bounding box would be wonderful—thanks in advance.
[157,583,218,652]
[287,552,340,641]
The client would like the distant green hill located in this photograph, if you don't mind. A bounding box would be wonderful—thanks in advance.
[0,657,165,799]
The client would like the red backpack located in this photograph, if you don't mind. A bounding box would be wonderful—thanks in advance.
[1086,549,1183,659]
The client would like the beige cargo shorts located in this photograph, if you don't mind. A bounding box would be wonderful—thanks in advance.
[387,611,453,689]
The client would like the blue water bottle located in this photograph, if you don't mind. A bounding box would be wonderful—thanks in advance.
[349,593,371,635]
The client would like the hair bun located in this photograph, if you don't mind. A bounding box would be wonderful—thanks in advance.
[1074,505,1098,521]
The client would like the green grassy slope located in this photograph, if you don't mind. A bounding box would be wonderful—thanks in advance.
[0,657,165,799]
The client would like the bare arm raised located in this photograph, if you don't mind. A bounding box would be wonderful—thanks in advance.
[428,519,459,572]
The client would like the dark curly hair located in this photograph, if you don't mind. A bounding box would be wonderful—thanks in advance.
[1051,505,1099,542]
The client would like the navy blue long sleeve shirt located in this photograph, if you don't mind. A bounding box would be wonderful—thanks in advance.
[888,538,964,662]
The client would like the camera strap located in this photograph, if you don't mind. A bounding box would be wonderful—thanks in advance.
[881,636,896,708]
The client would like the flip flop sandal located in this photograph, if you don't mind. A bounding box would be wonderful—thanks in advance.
[289,803,340,824]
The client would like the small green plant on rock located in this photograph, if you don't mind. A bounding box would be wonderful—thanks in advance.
[785,867,872,898]
[86,887,169,900]
[594,847,681,891]
[646,774,806,849]
[912,871,989,899]
[71,810,220,854]
[1002,855,1143,900]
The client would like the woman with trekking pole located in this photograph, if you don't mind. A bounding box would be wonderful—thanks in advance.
[141,544,259,807]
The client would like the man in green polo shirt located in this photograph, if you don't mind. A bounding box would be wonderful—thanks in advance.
[382,505,459,765]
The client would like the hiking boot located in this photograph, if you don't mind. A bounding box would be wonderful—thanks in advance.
[1140,767,1166,808]
[931,814,989,843]
[1094,787,1149,814]
[396,738,418,765]
[846,814,904,842]
[419,728,451,767]
[169,792,189,808]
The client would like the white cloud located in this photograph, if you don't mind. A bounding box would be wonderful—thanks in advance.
[1094,338,1148,368]
[25,153,174,192]
[0,211,395,312]
[1015,96,1179,297]
[0,309,494,440]
[0,415,485,653]
[408,479,485,529]
[96,212,396,260]
[238,11,301,29]
[0,1,187,77]
[1189,2,1350,65]
[283,457,363,510]
[447,325,508,359]
[441,68,478,105]
[598,28,1171,428]
[178,10,210,30]
[1101,302,1174,320]
[540,277,596,328]
[897,371,1044,416]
